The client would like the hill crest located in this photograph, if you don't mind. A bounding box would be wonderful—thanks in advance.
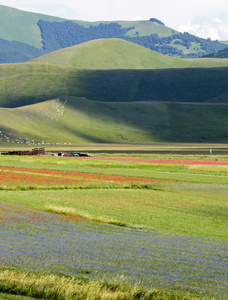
[30,38,228,69]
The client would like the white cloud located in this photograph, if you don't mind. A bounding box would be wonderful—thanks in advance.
[133,16,143,21]
[177,17,228,41]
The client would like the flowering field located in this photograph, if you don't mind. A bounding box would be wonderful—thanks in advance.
[0,201,227,298]
[0,154,227,299]
[84,156,228,165]
[0,166,172,186]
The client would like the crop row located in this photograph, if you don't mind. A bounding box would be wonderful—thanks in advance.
[84,157,228,165]
[0,167,171,186]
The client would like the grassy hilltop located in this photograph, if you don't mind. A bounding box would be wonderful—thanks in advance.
[31,38,228,69]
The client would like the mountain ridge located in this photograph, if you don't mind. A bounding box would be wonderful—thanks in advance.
[0,4,227,63]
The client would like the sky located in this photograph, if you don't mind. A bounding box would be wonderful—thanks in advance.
[1,0,228,40]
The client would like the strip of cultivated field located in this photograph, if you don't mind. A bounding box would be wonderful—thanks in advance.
[0,202,227,298]
[0,154,227,299]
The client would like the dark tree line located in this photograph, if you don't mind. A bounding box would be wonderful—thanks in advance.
[38,20,133,53]
[202,47,228,58]
[0,39,43,63]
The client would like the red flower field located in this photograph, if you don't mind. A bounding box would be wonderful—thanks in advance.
[81,157,228,165]
[0,167,171,186]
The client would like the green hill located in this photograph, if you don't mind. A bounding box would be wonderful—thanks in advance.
[0,97,227,144]
[0,61,228,143]
[31,38,228,69]
[0,5,227,62]
[1,62,228,108]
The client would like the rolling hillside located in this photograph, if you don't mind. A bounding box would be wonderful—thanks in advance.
[0,59,228,144]
[0,4,227,62]
[31,38,228,69]
[0,97,227,144]
[1,62,228,108]
[1,6,228,145]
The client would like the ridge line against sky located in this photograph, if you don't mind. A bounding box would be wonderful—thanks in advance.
[1,0,228,41]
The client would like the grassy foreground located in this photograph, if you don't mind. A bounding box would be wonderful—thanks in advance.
[0,269,203,300]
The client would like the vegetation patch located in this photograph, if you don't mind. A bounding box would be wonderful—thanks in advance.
[0,269,168,300]
[45,204,129,227]
[0,154,227,298]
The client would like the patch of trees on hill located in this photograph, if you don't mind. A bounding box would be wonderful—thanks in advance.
[38,20,227,58]
[0,39,43,63]
[38,20,133,53]
[202,47,228,58]
[149,18,165,25]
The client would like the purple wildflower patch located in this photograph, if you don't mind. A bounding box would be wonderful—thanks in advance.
[0,202,227,298]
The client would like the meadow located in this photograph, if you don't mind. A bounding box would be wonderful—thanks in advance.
[0,152,227,299]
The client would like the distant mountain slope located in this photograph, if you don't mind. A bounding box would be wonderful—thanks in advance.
[0,5,227,63]
[0,39,44,63]
[1,62,228,108]
[37,19,226,58]
[0,4,66,48]
[31,38,228,69]
[0,97,227,144]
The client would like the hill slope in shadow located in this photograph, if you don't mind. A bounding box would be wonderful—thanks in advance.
[0,97,227,144]
[1,62,228,108]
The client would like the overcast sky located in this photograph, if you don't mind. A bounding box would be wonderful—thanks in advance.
[1,0,228,40]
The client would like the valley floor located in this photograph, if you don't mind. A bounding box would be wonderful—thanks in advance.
[0,153,227,299]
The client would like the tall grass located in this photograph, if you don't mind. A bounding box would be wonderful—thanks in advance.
[0,269,203,300]
[45,204,128,227]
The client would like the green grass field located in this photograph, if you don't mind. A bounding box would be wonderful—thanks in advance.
[0,153,227,299]
[0,154,227,239]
